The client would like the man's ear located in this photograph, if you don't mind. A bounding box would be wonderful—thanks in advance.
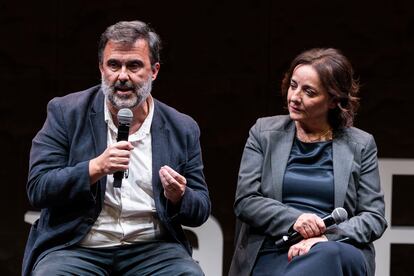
[151,63,160,80]
[99,63,104,75]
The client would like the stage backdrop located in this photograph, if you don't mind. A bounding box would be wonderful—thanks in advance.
[1,0,413,275]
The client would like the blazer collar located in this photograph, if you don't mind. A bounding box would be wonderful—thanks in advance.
[150,100,170,215]
[333,130,355,207]
[151,99,170,172]
[270,120,355,207]
[89,89,107,200]
[270,120,296,201]
[89,88,107,160]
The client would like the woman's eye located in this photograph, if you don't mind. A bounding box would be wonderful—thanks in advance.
[305,89,315,96]
[290,81,297,89]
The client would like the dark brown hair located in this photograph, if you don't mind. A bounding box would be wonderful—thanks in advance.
[98,20,161,68]
[281,48,360,129]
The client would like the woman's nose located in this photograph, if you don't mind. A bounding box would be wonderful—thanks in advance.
[290,90,302,103]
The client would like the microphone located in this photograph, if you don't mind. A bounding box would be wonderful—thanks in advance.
[113,108,133,188]
[274,207,348,248]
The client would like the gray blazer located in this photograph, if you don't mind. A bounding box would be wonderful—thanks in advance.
[229,115,387,276]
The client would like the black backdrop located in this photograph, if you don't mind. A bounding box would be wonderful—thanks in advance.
[1,0,414,275]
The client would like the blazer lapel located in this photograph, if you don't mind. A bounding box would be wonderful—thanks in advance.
[151,101,170,214]
[333,132,355,207]
[89,90,107,201]
[270,121,295,200]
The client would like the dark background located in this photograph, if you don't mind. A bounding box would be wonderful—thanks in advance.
[1,0,414,275]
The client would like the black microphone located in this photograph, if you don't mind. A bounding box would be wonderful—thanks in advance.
[113,108,133,188]
[274,207,348,248]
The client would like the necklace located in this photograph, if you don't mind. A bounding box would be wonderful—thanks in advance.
[296,127,333,143]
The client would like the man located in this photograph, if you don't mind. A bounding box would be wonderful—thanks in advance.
[23,20,210,275]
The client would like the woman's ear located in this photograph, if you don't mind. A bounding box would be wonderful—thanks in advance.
[329,98,339,109]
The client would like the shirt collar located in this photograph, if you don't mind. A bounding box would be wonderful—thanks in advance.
[104,95,154,141]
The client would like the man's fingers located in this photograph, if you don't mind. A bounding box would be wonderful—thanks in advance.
[109,156,130,164]
[159,169,171,184]
[159,168,181,194]
[113,141,134,150]
[159,167,186,205]
[160,168,176,184]
[162,165,186,184]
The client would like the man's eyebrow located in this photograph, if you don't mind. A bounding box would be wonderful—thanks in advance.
[106,58,120,63]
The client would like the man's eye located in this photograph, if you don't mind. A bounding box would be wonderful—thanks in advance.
[128,63,140,71]
[107,61,120,69]
[127,61,143,71]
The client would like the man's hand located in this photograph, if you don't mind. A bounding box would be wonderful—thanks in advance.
[89,141,134,184]
[287,235,328,262]
[159,165,186,205]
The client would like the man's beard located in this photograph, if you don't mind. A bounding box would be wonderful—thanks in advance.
[101,75,152,109]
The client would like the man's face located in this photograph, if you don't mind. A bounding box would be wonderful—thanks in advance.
[100,39,160,110]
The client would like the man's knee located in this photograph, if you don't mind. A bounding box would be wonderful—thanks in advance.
[174,260,204,276]
[32,249,105,276]
[32,259,69,276]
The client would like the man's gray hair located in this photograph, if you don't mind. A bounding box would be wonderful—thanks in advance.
[98,20,161,67]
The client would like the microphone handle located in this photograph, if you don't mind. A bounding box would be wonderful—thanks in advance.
[322,215,336,227]
[113,124,130,187]
[274,231,303,248]
[275,214,336,248]
[274,236,288,248]
[117,124,130,141]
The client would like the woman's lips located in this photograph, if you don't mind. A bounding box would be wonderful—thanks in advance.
[289,105,302,113]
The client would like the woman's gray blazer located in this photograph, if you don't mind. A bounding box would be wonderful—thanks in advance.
[229,115,387,276]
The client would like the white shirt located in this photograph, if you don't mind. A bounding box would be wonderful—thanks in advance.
[80,96,165,248]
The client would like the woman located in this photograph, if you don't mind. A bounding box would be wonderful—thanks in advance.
[229,48,387,276]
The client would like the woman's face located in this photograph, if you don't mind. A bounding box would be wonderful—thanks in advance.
[287,64,335,128]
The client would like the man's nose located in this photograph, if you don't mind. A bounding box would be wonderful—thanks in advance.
[118,66,129,81]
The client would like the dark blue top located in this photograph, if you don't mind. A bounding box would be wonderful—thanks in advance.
[282,138,334,217]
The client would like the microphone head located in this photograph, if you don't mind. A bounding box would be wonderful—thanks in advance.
[117,108,133,125]
[332,207,348,224]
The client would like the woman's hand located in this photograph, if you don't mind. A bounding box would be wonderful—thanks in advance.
[287,235,328,261]
[293,213,326,239]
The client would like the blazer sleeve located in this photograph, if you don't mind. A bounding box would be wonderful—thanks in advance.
[234,120,302,238]
[326,134,387,243]
[168,122,211,227]
[27,98,93,209]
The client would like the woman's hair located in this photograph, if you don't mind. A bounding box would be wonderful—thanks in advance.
[281,48,360,129]
[98,20,161,68]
